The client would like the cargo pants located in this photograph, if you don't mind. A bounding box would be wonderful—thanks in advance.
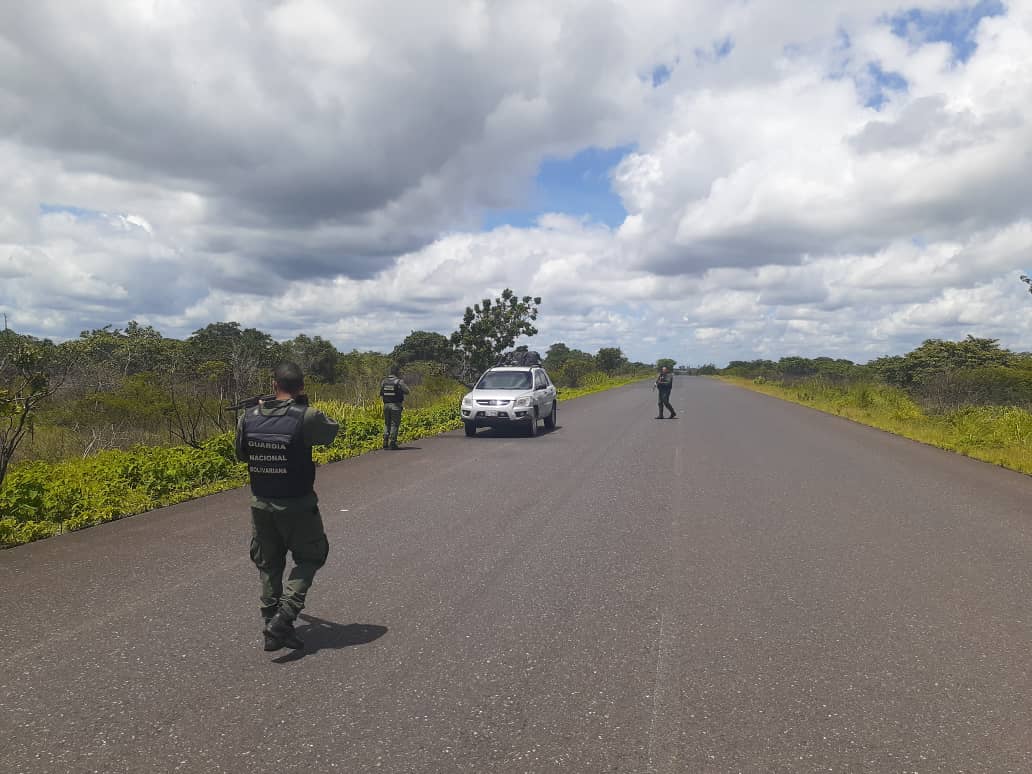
[657,388,675,417]
[383,403,403,446]
[249,493,329,621]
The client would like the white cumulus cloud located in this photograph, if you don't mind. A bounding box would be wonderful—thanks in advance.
[0,0,1030,364]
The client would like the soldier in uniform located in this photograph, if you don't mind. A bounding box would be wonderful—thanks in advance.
[235,362,340,651]
[655,366,677,419]
[380,365,411,450]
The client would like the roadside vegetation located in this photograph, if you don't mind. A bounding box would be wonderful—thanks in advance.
[0,291,652,547]
[707,337,1032,475]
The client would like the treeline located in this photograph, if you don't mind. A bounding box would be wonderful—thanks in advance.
[541,343,652,387]
[0,320,649,476]
[706,336,1032,411]
[0,322,459,462]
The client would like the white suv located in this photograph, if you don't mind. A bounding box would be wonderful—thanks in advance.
[461,366,558,437]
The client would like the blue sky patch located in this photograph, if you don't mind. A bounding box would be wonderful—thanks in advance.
[651,63,673,87]
[40,203,103,219]
[482,145,633,230]
[888,0,1005,63]
[695,36,735,65]
[863,62,909,109]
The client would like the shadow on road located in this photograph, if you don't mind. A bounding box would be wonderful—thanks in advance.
[271,615,387,663]
[474,424,563,439]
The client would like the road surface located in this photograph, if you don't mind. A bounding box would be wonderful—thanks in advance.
[2,377,1031,773]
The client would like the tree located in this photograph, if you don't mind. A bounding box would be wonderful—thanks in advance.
[335,350,393,403]
[185,322,281,404]
[63,322,169,394]
[545,342,593,371]
[450,289,541,383]
[871,336,1011,388]
[281,334,339,383]
[0,335,66,487]
[777,356,815,377]
[595,347,626,374]
[391,331,455,368]
[656,358,676,371]
[546,342,572,369]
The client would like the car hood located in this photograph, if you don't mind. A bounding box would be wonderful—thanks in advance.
[465,389,530,403]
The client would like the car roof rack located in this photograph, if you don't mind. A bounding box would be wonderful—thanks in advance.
[494,349,543,367]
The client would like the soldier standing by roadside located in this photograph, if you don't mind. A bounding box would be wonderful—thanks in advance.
[235,362,340,651]
[655,366,677,419]
[380,364,411,450]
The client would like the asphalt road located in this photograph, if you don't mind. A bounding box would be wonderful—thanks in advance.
[2,377,1031,773]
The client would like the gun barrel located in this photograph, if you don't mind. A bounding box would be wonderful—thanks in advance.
[225,393,275,412]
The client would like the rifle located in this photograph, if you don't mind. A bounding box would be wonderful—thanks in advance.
[225,393,309,413]
[225,394,274,413]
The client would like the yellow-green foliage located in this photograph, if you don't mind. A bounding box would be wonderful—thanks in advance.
[310,388,467,464]
[723,376,1032,475]
[557,372,648,400]
[0,435,246,547]
[0,377,640,548]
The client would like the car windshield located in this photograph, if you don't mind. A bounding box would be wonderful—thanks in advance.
[476,371,532,390]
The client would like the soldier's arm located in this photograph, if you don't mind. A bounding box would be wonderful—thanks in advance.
[234,413,248,462]
[399,379,411,395]
[302,407,340,447]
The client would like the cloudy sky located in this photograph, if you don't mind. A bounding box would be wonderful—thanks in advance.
[2,0,1031,365]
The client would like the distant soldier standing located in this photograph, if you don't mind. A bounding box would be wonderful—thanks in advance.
[380,365,411,450]
[655,366,677,419]
[235,362,340,651]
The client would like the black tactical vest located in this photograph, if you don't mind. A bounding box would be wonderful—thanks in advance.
[241,403,315,498]
[380,377,404,404]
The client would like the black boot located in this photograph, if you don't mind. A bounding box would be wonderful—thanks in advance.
[382,436,389,450]
[265,610,304,650]
[262,612,282,651]
[389,441,399,450]
[262,610,282,652]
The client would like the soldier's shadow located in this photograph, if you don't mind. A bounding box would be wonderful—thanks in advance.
[271,614,387,664]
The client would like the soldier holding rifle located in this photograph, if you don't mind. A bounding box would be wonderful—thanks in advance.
[379,364,410,450]
[654,366,677,419]
[233,362,339,652]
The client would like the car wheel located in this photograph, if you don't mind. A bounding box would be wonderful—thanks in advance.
[464,421,477,437]
[527,410,538,437]
[544,401,557,430]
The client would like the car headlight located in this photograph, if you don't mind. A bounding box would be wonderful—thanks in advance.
[514,396,533,407]
[461,395,473,406]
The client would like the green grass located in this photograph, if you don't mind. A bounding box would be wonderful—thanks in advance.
[722,376,1032,475]
[0,374,644,548]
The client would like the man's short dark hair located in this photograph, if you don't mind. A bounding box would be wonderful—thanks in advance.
[388,363,401,376]
[274,362,305,393]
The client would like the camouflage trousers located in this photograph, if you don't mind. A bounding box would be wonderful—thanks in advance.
[249,493,329,621]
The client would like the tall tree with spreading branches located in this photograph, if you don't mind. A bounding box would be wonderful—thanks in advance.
[450,289,541,384]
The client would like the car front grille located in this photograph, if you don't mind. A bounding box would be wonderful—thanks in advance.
[476,399,511,406]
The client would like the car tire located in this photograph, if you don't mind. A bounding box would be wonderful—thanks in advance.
[464,421,477,437]
[527,410,538,437]
[544,400,557,430]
